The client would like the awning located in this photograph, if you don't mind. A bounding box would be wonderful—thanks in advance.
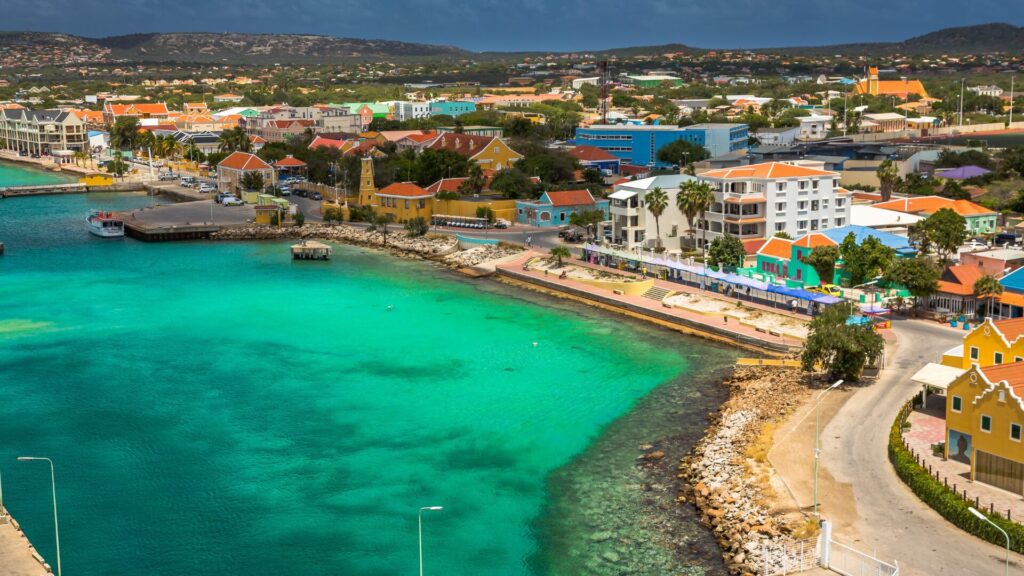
[911,362,965,391]
[609,189,638,200]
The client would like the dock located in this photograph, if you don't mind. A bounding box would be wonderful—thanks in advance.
[291,241,331,260]
[125,222,222,241]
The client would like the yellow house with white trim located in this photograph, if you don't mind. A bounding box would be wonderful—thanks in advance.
[944,362,1024,494]
[940,317,1024,369]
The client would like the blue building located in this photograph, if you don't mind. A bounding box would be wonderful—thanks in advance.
[430,101,477,117]
[574,123,748,168]
[515,189,610,227]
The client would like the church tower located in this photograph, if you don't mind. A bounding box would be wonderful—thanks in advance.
[358,156,377,206]
[867,66,879,96]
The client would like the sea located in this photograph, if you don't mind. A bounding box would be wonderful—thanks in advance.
[0,166,737,576]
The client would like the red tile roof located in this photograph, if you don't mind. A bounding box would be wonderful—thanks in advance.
[569,145,619,162]
[309,135,347,150]
[545,189,596,207]
[873,196,996,217]
[979,361,1024,391]
[273,155,306,168]
[994,317,1024,342]
[702,162,836,179]
[794,233,837,248]
[428,134,506,158]
[377,182,432,198]
[742,238,767,254]
[217,151,272,171]
[937,264,985,296]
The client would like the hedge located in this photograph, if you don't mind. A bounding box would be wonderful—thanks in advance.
[888,400,1024,553]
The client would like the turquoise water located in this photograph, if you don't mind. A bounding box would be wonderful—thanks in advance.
[0,159,78,187]
[0,192,736,575]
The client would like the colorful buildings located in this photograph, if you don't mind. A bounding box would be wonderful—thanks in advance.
[873,196,998,235]
[102,102,171,124]
[607,174,695,249]
[943,361,1024,495]
[0,109,88,155]
[373,182,433,223]
[429,101,477,117]
[515,189,609,227]
[568,145,621,175]
[574,123,749,168]
[698,161,851,247]
[853,67,930,99]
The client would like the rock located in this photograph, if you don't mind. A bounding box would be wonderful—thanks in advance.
[589,531,613,543]
[601,551,620,563]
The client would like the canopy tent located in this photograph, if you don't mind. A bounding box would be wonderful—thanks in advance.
[937,165,991,180]
[912,362,966,405]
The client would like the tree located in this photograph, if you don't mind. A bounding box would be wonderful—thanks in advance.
[803,246,841,286]
[941,180,970,200]
[549,246,571,267]
[109,117,141,152]
[240,171,265,192]
[405,216,429,237]
[569,209,606,239]
[876,159,900,202]
[676,180,715,252]
[656,139,710,167]
[707,234,745,270]
[217,127,251,153]
[973,274,1004,318]
[475,206,495,223]
[801,301,885,381]
[917,208,968,264]
[489,168,537,199]
[882,258,940,311]
[645,186,668,247]
[293,209,305,227]
[106,155,128,178]
[457,164,487,195]
[774,231,792,239]
[368,210,396,247]
[840,233,895,286]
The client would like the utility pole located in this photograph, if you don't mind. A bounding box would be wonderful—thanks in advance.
[1010,76,1015,126]
[958,78,965,127]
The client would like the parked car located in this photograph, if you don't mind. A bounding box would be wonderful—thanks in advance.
[198,183,215,193]
[222,196,244,206]
[280,187,292,196]
[808,284,842,297]
[995,232,1021,247]
[494,219,509,229]
[215,192,232,204]
[310,192,322,201]
[18,150,28,157]
[158,172,177,181]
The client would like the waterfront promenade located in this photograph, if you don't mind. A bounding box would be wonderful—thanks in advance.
[0,509,53,576]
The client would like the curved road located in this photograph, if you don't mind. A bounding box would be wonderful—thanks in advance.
[822,318,1021,575]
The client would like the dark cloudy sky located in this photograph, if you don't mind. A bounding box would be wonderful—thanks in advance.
[5,0,1022,51]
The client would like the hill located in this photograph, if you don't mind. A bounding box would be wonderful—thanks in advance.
[0,31,470,65]
[750,23,1024,55]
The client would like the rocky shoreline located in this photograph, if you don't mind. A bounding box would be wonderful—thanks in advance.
[210,223,523,268]
[677,365,808,575]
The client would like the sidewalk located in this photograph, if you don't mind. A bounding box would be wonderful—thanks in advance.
[0,510,52,576]
[496,252,802,353]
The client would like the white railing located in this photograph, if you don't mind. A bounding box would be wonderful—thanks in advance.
[827,540,899,576]
[762,538,821,576]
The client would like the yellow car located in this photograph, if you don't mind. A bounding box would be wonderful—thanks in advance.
[808,284,842,297]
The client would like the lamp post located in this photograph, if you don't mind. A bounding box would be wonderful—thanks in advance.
[814,380,843,516]
[969,507,1009,576]
[418,506,443,576]
[17,457,61,576]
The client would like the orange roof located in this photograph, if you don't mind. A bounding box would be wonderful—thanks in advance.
[308,135,347,150]
[701,162,836,179]
[994,317,1024,342]
[72,109,105,122]
[425,177,468,194]
[404,132,438,143]
[794,233,837,248]
[569,145,618,162]
[105,102,170,116]
[757,236,793,259]
[545,189,595,207]
[273,155,306,168]
[249,135,267,144]
[854,79,929,99]
[724,196,766,204]
[979,361,1024,392]
[873,196,995,217]
[377,182,432,198]
[217,151,272,171]
[428,133,497,158]
[742,239,767,254]
[999,292,1024,308]
[937,264,984,296]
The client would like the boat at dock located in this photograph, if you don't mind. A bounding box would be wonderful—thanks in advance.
[86,210,125,237]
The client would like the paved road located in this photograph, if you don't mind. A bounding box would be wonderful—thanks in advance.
[822,318,1021,575]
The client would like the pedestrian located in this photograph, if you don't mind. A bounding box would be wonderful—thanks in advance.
[724,315,728,324]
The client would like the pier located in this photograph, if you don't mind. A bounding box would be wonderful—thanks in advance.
[125,222,222,241]
[291,241,332,260]
[0,508,54,575]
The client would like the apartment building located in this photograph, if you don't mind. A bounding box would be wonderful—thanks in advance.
[607,174,697,249]
[246,106,360,142]
[696,161,850,247]
[0,108,88,155]
[574,123,748,168]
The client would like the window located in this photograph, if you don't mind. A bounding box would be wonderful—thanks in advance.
[836,199,845,207]
[970,346,979,360]
[995,352,1004,364]
[777,182,785,192]
[981,414,992,432]
[797,220,808,230]
[951,396,963,413]
[404,200,410,209]
[1012,423,1022,442]
[1016,357,1023,362]
[797,201,808,210]
[811,200,819,211]
[775,222,786,232]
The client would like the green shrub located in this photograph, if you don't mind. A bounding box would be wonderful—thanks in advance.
[293,209,305,227]
[889,401,1024,552]
[405,216,429,237]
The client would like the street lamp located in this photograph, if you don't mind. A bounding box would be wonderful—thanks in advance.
[813,380,843,516]
[17,457,61,576]
[969,507,1009,576]
[418,506,443,576]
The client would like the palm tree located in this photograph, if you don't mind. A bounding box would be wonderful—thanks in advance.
[973,274,1004,319]
[676,180,701,248]
[645,186,668,248]
[876,159,900,202]
[677,180,715,255]
[549,246,571,267]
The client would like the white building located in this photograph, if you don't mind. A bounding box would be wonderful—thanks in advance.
[0,108,88,156]
[968,85,1004,98]
[387,101,432,121]
[755,126,800,146]
[798,114,831,141]
[571,77,600,90]
[696,161,851,247]
[607,174,697,250]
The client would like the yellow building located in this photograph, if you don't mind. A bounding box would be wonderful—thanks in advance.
[80,174,114,186]
[426,133,524,171]
[944,363,1024,494]
[853,66,930,99]
[357,156,377,206]
[941,317,1024,369]
[432,197,517,222]
[373,182,432,223]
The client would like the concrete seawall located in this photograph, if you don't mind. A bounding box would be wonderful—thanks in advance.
[0,508,54,575]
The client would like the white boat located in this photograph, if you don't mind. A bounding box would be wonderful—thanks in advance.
[86,210,125,237]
